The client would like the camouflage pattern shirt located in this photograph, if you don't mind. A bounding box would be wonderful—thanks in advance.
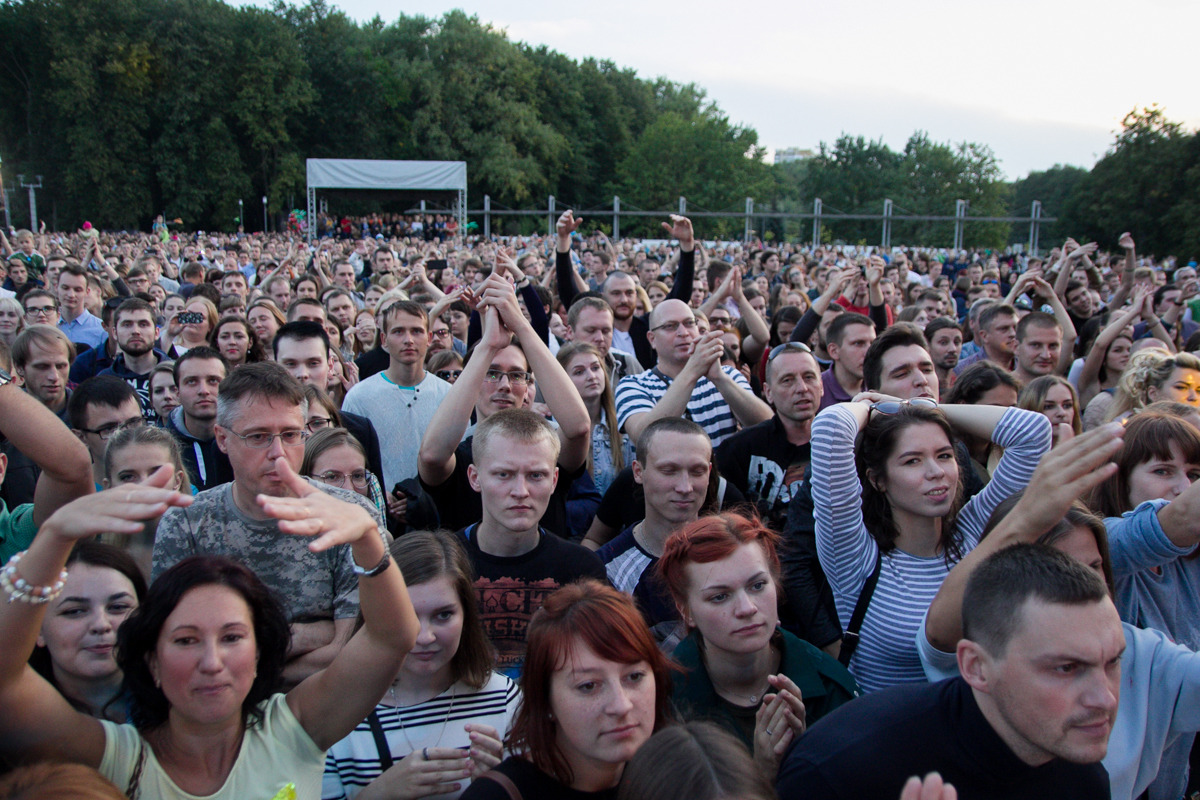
[151,479,386,622]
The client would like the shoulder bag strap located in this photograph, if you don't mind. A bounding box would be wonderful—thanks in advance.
[125,737,148,799]
[366,709,394,771]
[479,769,524,800]
[838,550,882,668]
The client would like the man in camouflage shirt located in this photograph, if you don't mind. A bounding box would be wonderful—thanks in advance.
[152,362,386,685]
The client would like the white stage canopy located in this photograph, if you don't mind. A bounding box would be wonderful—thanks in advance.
[305,159,467,238]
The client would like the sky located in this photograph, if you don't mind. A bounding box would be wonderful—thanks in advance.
[246,0,1199,181]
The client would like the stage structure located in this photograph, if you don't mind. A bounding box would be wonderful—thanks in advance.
[305,159,467,241]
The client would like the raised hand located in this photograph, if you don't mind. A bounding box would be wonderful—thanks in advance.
[1118,232,1135,250]
[40,466,192,543]
[556,210,583,241]
[256,457,378,554]
[660,214,695,250]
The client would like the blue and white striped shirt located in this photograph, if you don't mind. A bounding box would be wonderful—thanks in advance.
[614,365,753,446]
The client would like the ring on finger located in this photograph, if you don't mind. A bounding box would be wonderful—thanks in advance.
[765,728,773,736]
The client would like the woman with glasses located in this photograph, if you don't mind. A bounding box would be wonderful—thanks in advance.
[810,392,1049,693]
[302,428,386,517]
[428,350,464,385]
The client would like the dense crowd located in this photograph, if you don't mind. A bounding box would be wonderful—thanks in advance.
[0,213,1197,800]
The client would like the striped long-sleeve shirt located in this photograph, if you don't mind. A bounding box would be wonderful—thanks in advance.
[811,404,1050,693]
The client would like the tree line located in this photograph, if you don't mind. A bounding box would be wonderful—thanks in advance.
[0,1,1194,255]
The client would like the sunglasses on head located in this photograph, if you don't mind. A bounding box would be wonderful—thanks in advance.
[868,397,938,419]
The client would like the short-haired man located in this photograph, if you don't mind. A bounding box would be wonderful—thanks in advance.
[332,261,364,308]
[599,417,711,635]
[56,264,106,350]
[219,270,248,300]
[616,299,772,446]
[776,544,1119,799]
[0,341,94,559]
[67,375,144,487]
[340,302,451,510]
[716,342,822,529]
[566,295,643,383]
[816,312,876,412]
[458,408,606,675]
[153,362,387,685]
[955,303,1017,375]
[1013,311,1066,385]
[12,325,74,419]
[167,347,233,491]
[97,298,167,420]
[556,211,696,369]
[924,317,963,398]
[287,297,327,326]
[325,288,359,329]
[862,323,939,401]
[420,275,591,533]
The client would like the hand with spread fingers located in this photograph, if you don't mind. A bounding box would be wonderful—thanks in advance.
[256,456,381,557]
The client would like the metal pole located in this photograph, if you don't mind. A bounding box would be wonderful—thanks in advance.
[1029,200,1042,257]
[812,198,822,247]
[19,174,42,231]
[613,196,620,240]
[744,198,753,245]
[548,196,556,238]
[306,187,316,244]
[262,196,268,233]
[483,195,491,240]
[882,199,893,249]
[678,196,686,216]
[953,199,967,251]
[237,198,243,233]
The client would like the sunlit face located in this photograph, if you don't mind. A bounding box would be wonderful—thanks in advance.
[765,351,822,424]
[1127,442,1200,507]
[327,295,357,329]
[38,564,138,685]
[549,639,656,785]
[476,346,530,420]
[647,286,667,306]
[1105,338,1131,377]
[247,307,280,345]
[429,318,452,354]
[310,443,370,499]
[148,585,258,729]
[566,352,606,404]
[1147,367,1200,407]
[216,322,250,366]
[647,301,698,365]
[828,323,876,381]
[150,372,180,420]
[634,431,711,527]
[980,314,1018,358]
[0,304,22,336]
[295,279,319,301]
[18,340,71,409]
[1015,323,1062,378]
[571,307,614,357]
[1040,383,1077,429]
[467,436,558,534]
[874,422,959,521]
[603,274,638,321]
[681,542,778,659]
[876,344,939,400]
[214,397,306,499]
[401,577,464,685]
[105,441,185,492]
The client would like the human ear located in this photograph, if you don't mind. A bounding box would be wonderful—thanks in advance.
[467,464,480,492]
[957,640,991,694]
[865,468,885,493]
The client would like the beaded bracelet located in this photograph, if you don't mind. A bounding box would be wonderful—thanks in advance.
[1,551,68,605]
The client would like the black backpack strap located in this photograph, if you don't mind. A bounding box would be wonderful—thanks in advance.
[366,709,394,771]
[839,550,882,668]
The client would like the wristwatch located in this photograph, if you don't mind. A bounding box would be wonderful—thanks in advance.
[0,368,12,388]
[352,529,392,577]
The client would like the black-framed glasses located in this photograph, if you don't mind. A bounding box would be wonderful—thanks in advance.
[868,397,938,418]
[436,369,463,381]
[483,370,530,386]
[315,470,370,490]
[81,417,145,440]
[650,318,699,334]
[768,341,813,361]
[24,305,56,318]
[306,417,334,433]
[431,329,451,339]
[225,428,308,449]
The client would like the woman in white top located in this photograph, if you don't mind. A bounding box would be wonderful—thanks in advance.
[0,461,419,800]
[810,396,1049,693]
[322,530,520,800]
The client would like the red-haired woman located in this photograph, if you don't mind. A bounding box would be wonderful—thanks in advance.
[658,512,859,779]
[460,580,672,800]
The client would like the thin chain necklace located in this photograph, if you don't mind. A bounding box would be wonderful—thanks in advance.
[387,683,456,753]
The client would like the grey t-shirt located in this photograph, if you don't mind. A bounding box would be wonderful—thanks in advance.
[152,479,385,622]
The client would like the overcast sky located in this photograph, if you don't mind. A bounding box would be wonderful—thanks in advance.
[248,0,1199,180]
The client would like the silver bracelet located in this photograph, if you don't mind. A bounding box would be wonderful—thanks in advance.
[1,551,68,604]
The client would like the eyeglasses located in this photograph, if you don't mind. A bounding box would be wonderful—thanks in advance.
[431,329,451,339]
[436,369,463,381]
[25,305,56,318]
[315,470,370,490]
[483,370,530,386]
[225,428,308,449]
[650,318,699,334]
[768,341,813,361]
[868,397,938,419]
[306,417,333,433]
[81,417,145,440]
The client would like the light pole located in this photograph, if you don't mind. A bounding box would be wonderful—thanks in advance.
[237,198,243,234]
[18,174,42,231]
[262,196,268,233]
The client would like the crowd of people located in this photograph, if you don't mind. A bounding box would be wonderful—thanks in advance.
[0,213,1198,799]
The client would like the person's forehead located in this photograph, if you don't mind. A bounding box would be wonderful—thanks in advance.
[1002,596,1122,662]
[28,341,71,363]
[647,431,711,464]
[231,395,304,427]
[179,359,226,380]
[605,275,636,292]
[882,344,932,371]
[58,273,86,288]
[577,306,613,326]
[85,396,142,427]
[478,434,554,467]
[843,323,875,340]
[1022,323,1061,341]
[386,310,426,330]
[277,336,326,360]
[654,301,693,324]
[118,310,155,325]
[489,346,529,371]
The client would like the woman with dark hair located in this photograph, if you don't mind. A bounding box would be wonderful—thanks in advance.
[810,393,1049,693]
[213,315,266,367]
[29,542,146,722]
[0,464,419,800]
[1018,374,1082,447]
[557,341,632,497]
[616,721,776,800]
[323,531,519,800]
[943,361,1023,482]
[657,512,857,777]
[461,580,672,800]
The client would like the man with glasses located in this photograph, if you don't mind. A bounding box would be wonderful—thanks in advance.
[615,298,772,447]
[66,376,145,488]
[340,302,450,517]
[153,362,386,685]
[419,273,590,533]
[21,290,58,327]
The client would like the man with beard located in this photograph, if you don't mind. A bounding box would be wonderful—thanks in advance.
[716,342,822,531]
[556,210,696,369]
[98,299,168,420]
